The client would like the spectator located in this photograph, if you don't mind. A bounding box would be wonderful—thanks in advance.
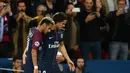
[11,56,22,73]
[40,0,55,17]
[54,0,66,12]
[28,4,48,28]
[96,0,108,59]
[106,0,129,60]
[64,3,80,59]
[13,1,31,57]
[0,1,14,57]
[77,0,106,60]
[2,56,23,73]
[101,0,117,14]
[74,57,85,73]
[64,0,84,14]
[66,0,82,7]
[67,57,85,73]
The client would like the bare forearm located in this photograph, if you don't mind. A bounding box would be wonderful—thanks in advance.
[31,49,38,66]
[60,44,71,62]
[23,48,27,55]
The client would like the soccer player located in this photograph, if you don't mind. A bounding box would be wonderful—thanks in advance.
[38,12,75,73]
[23,17,54,73]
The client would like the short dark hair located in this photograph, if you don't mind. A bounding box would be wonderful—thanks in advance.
[13,56,22,62]
[76,57,84,63]
[17,1,26,7]
[117,0,127,4]
[65,3,74,10]
[75,56,84,67]
[53,12,67,24]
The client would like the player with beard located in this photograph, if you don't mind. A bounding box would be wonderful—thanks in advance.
[23,17,54,73]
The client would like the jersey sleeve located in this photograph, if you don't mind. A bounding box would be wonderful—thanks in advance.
[32,32,41,50]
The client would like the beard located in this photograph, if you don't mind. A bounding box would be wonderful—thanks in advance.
[18,9,25,12]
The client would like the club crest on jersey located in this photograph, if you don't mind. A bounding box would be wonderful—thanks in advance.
[35,41,40,47]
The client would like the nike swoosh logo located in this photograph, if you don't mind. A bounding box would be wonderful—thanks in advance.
[49,37,53,39]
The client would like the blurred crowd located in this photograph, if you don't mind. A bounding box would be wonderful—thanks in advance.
[0,0,130,61]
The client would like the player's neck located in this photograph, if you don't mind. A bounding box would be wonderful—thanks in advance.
[36,27,42,33]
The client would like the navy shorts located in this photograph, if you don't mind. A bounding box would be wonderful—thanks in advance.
[38,62,62,73]
[23,58,33,73]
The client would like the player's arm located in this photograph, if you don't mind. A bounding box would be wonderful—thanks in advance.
[32,48,38,68]
[59,41,70,62]
[31,33,41,73]
[59,41,75,71]
[22,48,27,64]
[23,31,31,64]
[32,48,38,73]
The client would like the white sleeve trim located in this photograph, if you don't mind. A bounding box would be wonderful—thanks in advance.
[0,17,4,42]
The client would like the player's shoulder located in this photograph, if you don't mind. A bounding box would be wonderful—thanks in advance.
[28,27,35,38]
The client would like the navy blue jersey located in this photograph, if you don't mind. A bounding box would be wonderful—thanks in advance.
[38,29,63,73]
[23,28,44,73]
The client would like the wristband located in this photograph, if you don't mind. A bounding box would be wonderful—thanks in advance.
[34,66,38,69]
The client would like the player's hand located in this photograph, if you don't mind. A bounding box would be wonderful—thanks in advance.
[22,53,27,64]
[34,69,38,73]
[56,55,65,63]
[67,60,75,72]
